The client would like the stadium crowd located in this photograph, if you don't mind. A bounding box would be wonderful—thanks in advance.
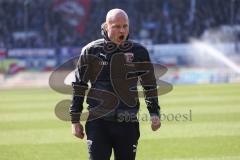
[0,0,239,48]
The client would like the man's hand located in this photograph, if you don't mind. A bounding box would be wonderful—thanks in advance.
[71,123,85,139]
[151,115,161,131]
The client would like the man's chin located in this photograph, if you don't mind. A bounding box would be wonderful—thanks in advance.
[112,40,123,45]
[111,38,125,45]
[117,39,126,45]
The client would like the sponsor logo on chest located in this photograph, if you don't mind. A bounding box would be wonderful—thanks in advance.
[124,52,134,63]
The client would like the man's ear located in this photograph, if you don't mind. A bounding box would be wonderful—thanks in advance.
[104,22,108,32]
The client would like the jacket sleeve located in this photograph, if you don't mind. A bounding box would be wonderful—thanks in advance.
[69,47,89,123]
[138,47,160,117]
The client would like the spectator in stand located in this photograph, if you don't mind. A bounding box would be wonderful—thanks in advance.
[0,0,239,48]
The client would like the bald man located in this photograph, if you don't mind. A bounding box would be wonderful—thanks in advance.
[70,8,161,160]
[104,8,129,45]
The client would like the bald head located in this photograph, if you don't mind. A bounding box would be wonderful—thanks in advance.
[106,8,129,23]
[104,9,129,45]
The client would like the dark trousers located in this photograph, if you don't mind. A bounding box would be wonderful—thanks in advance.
[85,119,140,160]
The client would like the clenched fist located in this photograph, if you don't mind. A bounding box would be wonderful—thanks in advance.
[151,115,161,131]
[72,123,85,139]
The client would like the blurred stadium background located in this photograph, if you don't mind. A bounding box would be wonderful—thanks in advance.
[0,0,240,160]
[0,0,240,87]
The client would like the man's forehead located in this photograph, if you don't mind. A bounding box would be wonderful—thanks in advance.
[106,9,129,23]
[108,17,129,26]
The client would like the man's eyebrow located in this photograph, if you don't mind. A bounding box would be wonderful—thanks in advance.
[113,23,122,26]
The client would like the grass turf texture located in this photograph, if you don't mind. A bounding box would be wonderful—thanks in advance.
[0,83,240,160]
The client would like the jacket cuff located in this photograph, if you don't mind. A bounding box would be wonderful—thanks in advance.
[70,113,81,124]
[148,109,160,117]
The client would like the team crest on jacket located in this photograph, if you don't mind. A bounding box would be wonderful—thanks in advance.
[124,52,134,62]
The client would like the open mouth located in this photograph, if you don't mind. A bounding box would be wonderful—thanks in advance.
[119,35,124,41]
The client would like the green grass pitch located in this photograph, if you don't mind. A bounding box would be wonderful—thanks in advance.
[0,83,240,160]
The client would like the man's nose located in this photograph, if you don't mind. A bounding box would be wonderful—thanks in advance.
[120,27,125,33]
